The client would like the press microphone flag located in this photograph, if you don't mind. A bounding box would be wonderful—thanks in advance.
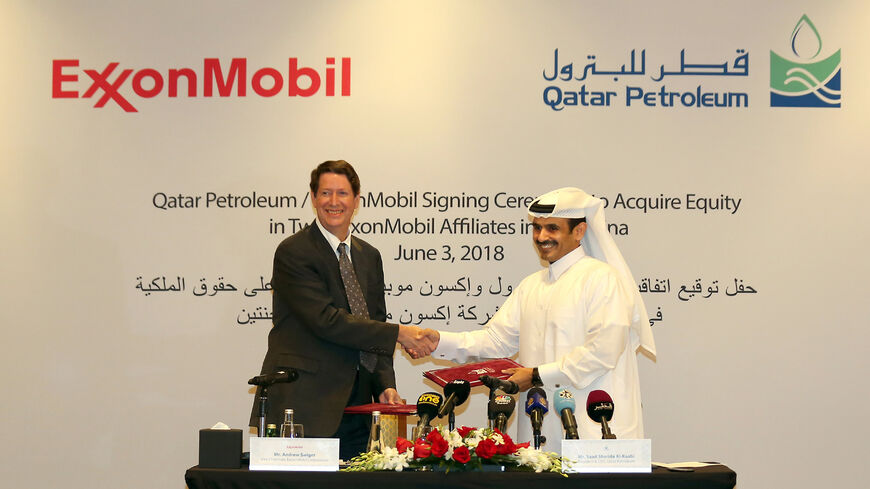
[415,391,443,428]
[438,379,471,418]
[488,395,516,433]
[554,388,579,440]
[525,387,548,449]
[586,389,617,439]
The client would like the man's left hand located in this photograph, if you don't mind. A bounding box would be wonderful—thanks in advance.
[379,388,402,404]
[502,367,533,391]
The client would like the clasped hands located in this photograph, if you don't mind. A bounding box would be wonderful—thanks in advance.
[397,325,440,359]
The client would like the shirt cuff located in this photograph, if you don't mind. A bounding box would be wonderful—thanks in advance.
[537,361,571,389]
[434,330,462,361]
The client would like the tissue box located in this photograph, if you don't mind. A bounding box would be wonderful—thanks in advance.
[381,415,400,447]
[198,429,242,468]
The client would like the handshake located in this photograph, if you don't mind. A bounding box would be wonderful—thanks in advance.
[397,325,440,359]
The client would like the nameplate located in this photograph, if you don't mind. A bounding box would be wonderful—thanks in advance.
[249,437,340,471]
[561,439,651,473]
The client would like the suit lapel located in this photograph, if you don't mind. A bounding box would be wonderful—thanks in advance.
[306,221,343,287]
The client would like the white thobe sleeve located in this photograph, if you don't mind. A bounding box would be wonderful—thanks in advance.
[434,288,522,363]
[537,271,632,389]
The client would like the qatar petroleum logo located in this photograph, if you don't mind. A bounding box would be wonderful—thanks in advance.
[770,15,841,107]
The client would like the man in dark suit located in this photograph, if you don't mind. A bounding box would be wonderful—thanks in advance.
[249,160,435,460]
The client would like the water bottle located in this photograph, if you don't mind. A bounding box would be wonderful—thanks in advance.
[366,411,384,453]
[280,408,295,438]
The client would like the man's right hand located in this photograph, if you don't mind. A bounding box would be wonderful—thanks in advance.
[397,326,439,359]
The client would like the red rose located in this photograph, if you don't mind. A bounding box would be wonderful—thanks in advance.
[495,431,516,454]
[452,445,471,464]
[430,436,449,458]
[475,438,497,459]
[457,426,475,438]
[413,441,432,459]
[496,437,516,455]
[515,442,531,449]
[396,437,414,453]
[426,429,444,443]
[498,431,514,445]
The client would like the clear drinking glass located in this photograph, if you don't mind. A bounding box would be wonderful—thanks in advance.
[281,423,304,438]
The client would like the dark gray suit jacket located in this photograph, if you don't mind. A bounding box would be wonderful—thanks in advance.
[249,221,398,436]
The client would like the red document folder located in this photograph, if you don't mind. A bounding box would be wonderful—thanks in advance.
[423,358,523,387]
[343,403,418,415]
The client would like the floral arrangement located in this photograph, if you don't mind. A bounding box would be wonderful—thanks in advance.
[343,425,564,474]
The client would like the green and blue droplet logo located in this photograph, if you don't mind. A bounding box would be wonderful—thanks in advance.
[770,15,841,107]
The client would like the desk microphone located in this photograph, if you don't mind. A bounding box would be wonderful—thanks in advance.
[479,375,520,394]
[586,390,617,439]
[250,369,299,436]
[248,369,299,386]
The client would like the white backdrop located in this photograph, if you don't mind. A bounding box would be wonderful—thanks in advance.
[2,2,869,488]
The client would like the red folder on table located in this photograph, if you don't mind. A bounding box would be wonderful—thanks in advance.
[423,358,523,387]
[343,403,417,415]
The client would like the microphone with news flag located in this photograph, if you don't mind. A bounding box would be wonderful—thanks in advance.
[438,379,471,431]
[525,387,548,449]
[586,389,617,439]
[414,391,443,439]
[438,379,471,417]
[554,388,580,440]
[488,394,516,433]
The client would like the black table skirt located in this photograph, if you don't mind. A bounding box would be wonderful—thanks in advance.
[185,463,736,489]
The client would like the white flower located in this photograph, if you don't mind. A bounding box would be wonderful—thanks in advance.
[446,430,464,448]
[515,447,537,465]
[515,447,553,473]
[464,429,487,448]
[375,447,410,472]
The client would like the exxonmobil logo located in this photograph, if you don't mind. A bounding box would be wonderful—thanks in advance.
[52,57,351,112]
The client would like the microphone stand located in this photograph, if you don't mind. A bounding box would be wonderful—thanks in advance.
[531,413,545,449]
[486,387,497,429]
[494,413,508,433]
[600,417,617,439]
[448,411,456,431]
[257,386,269,437]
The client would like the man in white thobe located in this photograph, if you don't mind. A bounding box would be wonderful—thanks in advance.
[427,187,656,452]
